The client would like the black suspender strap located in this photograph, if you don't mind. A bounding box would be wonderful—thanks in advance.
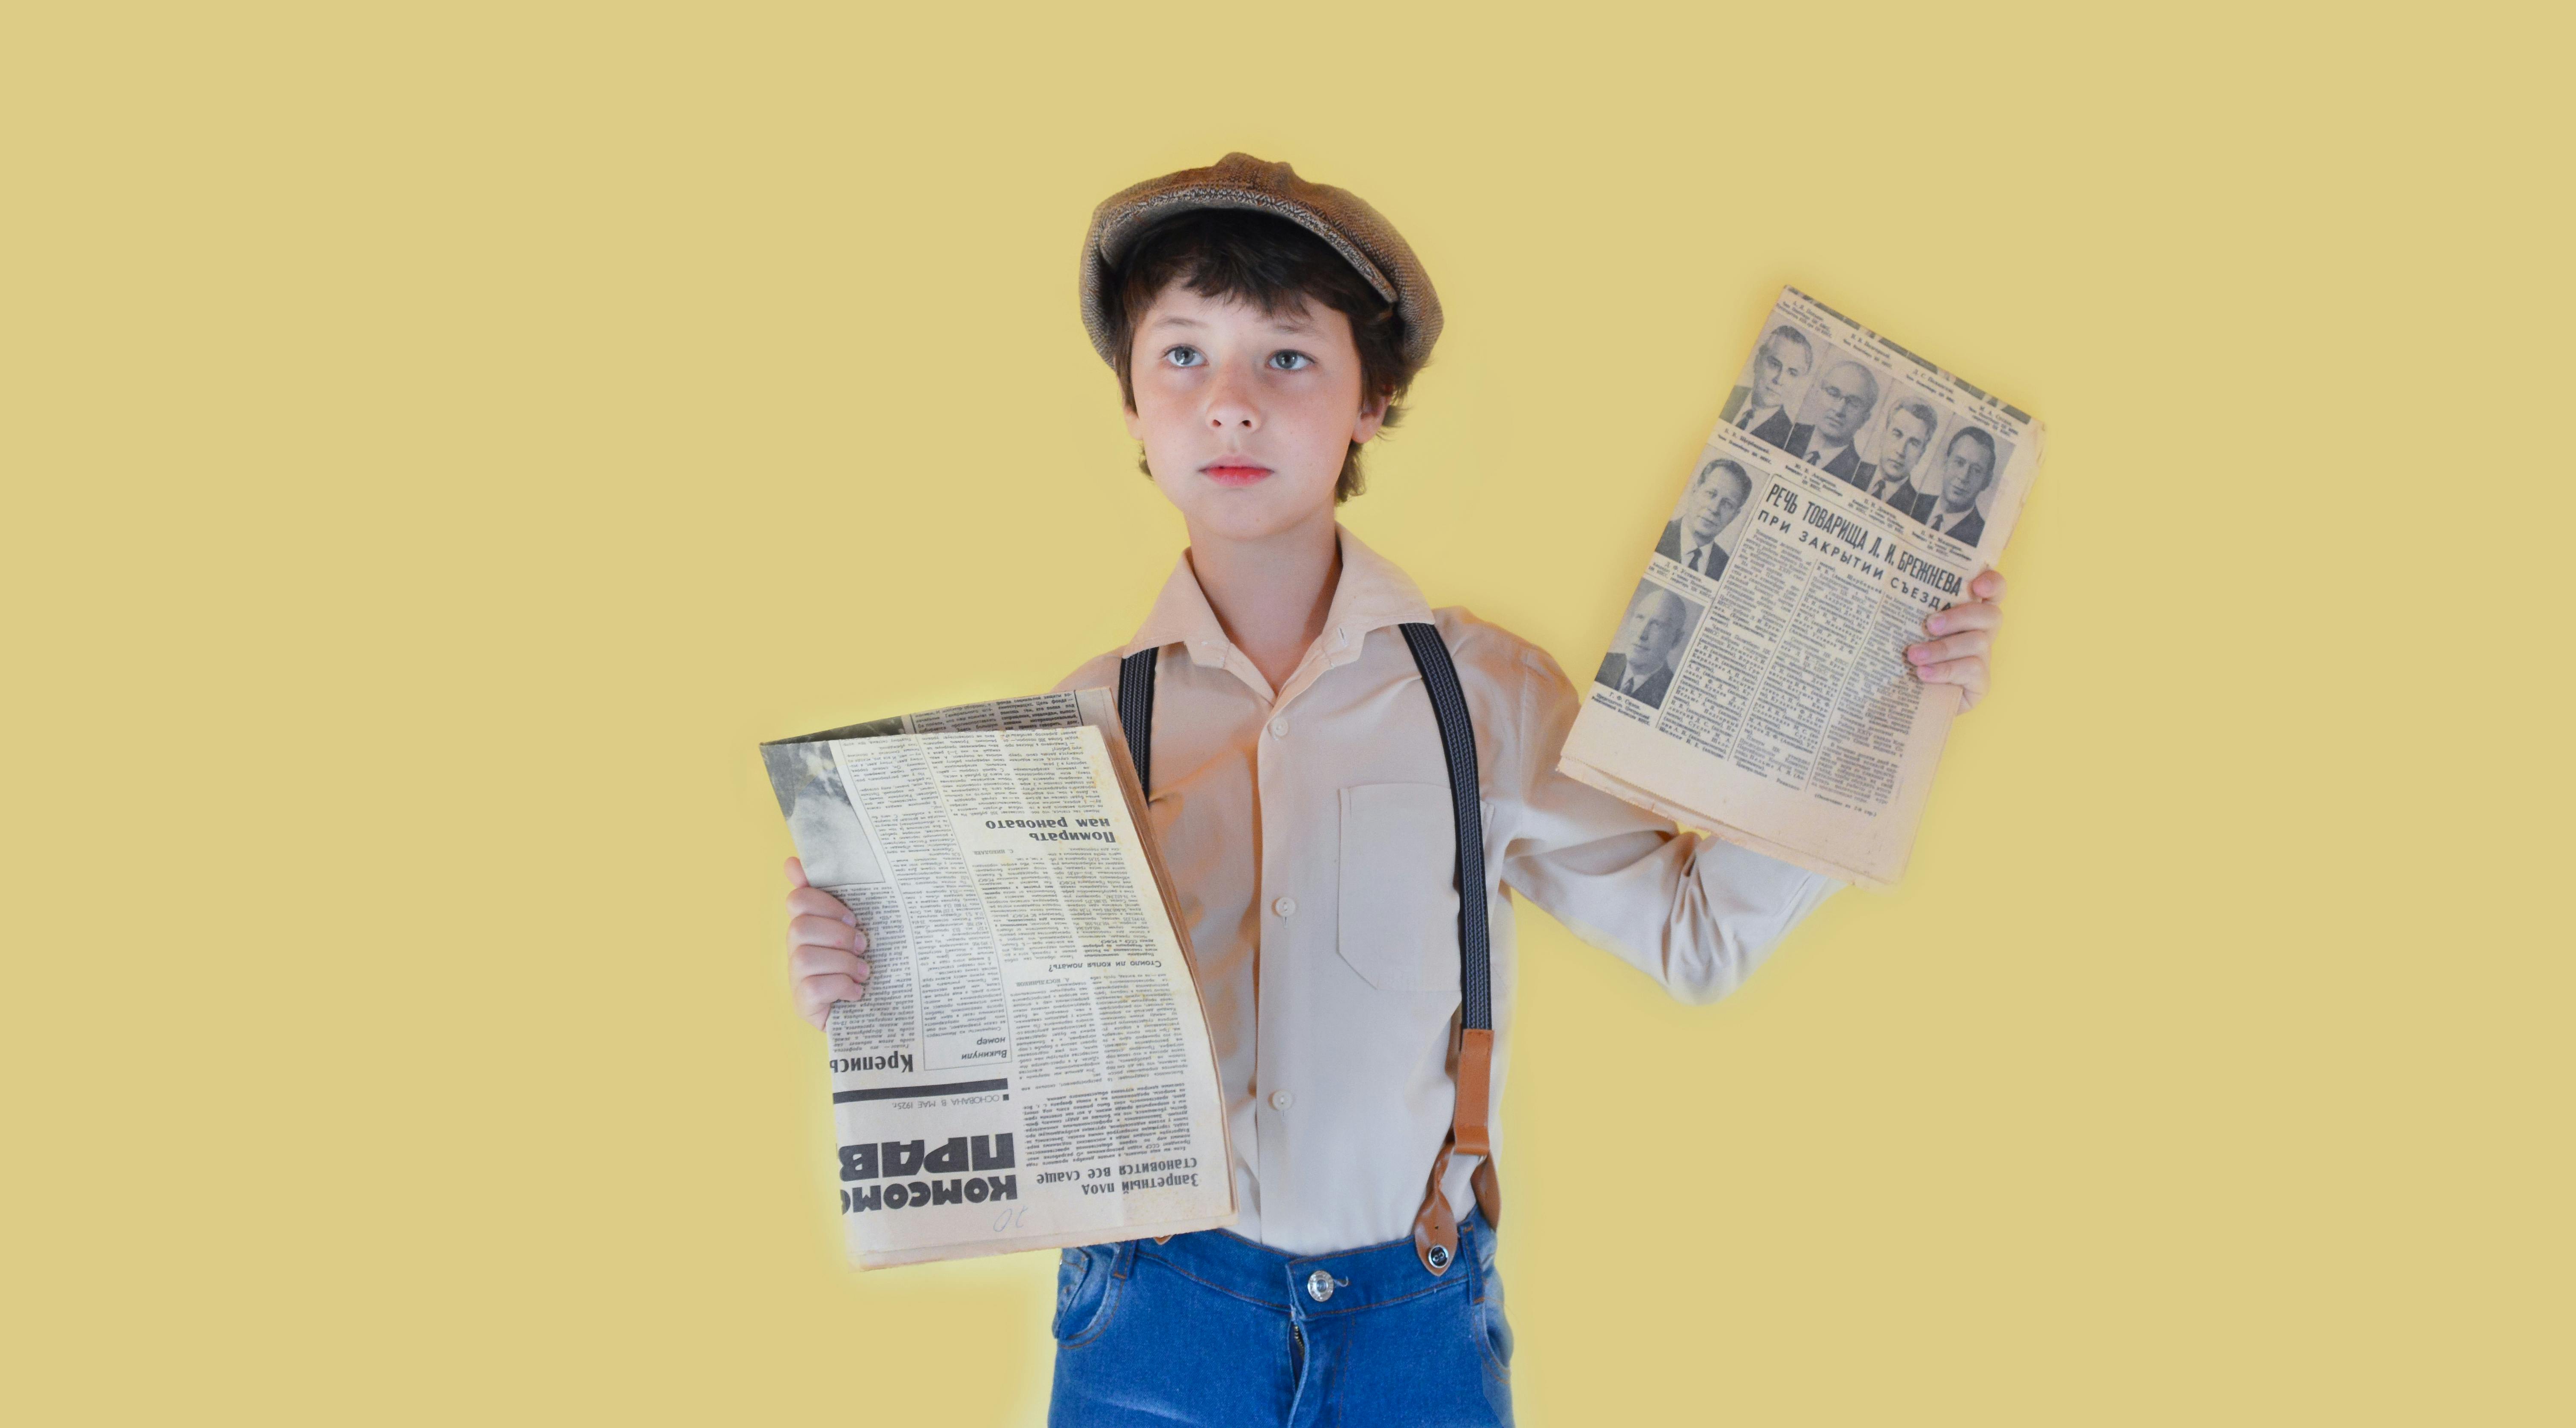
[1116,648,1157,796]
[1398,623,1491,1034]
[1115,625,1498,1274]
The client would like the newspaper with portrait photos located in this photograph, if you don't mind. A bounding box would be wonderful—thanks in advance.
[762,689,1235,1267]
[1559,287,2045,890]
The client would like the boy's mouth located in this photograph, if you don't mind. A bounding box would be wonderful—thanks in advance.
[1201,460,1273,487]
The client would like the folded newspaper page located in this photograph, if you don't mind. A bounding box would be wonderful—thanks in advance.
[1560,287,2045,890]
[762,689,1235,1268]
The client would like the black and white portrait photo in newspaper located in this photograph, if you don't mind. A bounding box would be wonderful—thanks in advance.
[1919,424,2003,545]
[1593,580,1706,711]
[1716,323,1819,450]
[1783,352,1891,483]
[1857,396,1945,517]
[1655,455,1755,580]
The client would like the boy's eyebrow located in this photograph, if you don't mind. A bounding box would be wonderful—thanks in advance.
[1264,312,1319,333]
[1143,311,1320,334]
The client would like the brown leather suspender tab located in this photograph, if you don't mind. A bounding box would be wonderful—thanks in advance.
[1451,1026,1494,1159]
[1411,1022,1503,1276]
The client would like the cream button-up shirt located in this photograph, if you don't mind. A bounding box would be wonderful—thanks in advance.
[1055,527,1840,1254]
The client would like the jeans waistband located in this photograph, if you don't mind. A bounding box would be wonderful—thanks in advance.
[1121,1210,1491,1321]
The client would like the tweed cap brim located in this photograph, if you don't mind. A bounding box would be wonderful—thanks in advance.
[1079,152,1441,373]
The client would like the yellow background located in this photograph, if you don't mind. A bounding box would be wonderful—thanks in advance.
[7,3,2567,1423]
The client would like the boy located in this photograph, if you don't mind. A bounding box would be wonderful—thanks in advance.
[783,154,2008,1427]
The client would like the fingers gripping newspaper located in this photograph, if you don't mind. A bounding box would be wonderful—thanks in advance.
[1561,288,2045,890]
[762,690,1234,1268]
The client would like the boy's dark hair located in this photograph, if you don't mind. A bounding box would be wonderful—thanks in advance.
[1106,209,1423,503]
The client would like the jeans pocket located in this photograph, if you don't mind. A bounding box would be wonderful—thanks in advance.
[1470,1226,1512,1377]
[1051,1243,1121,1346]
[1475,1293,1515,1377]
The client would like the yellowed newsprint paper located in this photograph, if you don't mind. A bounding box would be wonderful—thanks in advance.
[1560,287,2045,890]
[761,689,1235,1268]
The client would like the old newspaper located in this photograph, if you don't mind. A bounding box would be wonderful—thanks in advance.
[1560,287,2045,890]
[762,690,1235,1268]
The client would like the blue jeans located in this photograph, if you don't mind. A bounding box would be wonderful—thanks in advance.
[1048,1211,1512,1427]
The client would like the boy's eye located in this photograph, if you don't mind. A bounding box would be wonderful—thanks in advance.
[1267,350,1314,371]
[1163,346,1204,368]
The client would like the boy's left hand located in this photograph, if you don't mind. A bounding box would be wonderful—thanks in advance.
[1905,568,2008,712]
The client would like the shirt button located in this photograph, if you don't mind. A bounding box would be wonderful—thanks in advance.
[1270,717,1289,739]
[1272,896,1296,918]
[1270,1089,1294,1111]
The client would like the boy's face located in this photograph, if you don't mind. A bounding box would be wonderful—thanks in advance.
[1124,284,1385,544]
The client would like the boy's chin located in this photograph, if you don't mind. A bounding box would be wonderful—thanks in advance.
[1184,499,1333,544]
[1159,475,1339,541]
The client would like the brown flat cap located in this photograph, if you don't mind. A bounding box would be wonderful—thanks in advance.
[1079,152,1442,372]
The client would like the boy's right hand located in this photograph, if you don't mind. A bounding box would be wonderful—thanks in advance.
[784,857,871,1030]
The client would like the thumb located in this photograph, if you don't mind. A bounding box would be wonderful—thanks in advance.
[784,856,810,890]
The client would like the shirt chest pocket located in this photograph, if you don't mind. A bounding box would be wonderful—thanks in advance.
[1336,782,1461,993]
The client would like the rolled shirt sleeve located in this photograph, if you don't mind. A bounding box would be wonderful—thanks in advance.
[1497,643,1842,1004]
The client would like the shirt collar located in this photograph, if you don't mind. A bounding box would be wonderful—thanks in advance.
[1122,524,1433,681]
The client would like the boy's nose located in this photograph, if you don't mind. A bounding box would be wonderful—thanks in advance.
[1205,369,1259,430]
